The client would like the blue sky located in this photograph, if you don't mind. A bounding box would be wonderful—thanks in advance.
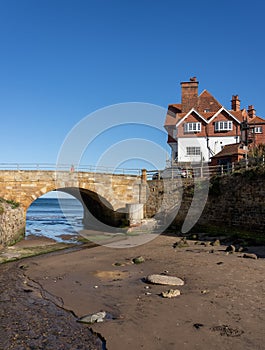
[1,0,265,170]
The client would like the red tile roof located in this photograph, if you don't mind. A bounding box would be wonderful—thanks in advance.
[229,110,245,122]
[211,143,247,158]
[249,115,265,124]
[164,87,265,127]
[168,103,182,111]
[197,90,222,112]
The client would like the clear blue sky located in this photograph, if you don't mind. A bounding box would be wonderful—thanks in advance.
[1,0,265,169]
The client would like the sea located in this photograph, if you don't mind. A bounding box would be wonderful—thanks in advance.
[26,197,84,243]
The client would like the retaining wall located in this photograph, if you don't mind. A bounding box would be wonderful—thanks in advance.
[146,168,265,234]
[0,202,25,246]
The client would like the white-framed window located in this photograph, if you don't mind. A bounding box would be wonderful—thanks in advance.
[184,122,201,133]
[215,121,233,131]
[186,146,201,156]
[252,126,262,133]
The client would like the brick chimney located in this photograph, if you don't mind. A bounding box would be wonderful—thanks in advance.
[231,95,241,111]
[181,77,199,113]
[248,105,256,118]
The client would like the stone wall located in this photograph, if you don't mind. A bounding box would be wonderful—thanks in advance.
[145,179,185,217]
[196,169,265,233]
[0,201,25,246]
[146,168,265,234]
[0,170,142,211]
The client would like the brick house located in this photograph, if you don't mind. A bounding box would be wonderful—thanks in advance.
[164,77,265,164]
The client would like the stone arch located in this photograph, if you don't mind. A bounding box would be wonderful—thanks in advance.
[28,185,126,230]
[57,187,126,229]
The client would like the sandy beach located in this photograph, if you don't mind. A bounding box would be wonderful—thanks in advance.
[1,233,265,349]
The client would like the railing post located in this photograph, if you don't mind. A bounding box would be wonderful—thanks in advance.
[141,169,147,182]
[221,165,223,175]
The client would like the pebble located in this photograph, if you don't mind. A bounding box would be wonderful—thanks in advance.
[77,311,106,324]
[132,256,145,264]
[161,289,181,298]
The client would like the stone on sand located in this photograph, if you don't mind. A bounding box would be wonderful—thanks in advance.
[146,274,184,286]
[77,311,106,324]
[161,289,181,298]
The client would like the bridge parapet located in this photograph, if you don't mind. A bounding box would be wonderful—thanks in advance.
[0,169,144,212]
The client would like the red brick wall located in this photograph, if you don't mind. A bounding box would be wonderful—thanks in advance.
[177,111,240,138]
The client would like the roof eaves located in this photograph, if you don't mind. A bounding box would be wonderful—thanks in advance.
[176,108,208,127]
[208,106,241,124]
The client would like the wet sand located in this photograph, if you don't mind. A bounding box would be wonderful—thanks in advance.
[12,233,265,350]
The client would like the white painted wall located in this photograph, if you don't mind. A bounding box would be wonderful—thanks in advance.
[176,136,238,163]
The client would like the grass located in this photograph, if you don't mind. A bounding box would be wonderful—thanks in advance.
[0,197,20,209]
[187,224,265,246]
[0,242,76,264]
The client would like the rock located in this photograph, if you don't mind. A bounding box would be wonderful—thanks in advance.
[77,311,106,324]
[193,323,204,329]
[146,274,184,286]
[161,289,180,298]
[225,245,236,253]
[242,253,258,260]
[132,256,145,264]
[237,246,248,253]
[173,237,189,248]
[211,239,220,246]
[200,289,209,294]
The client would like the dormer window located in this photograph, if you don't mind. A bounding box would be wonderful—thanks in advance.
[184,122,201,133]
[204,109,210,112]
[215,121,233,132]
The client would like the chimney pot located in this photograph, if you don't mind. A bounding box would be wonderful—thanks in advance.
[248,105,256,118]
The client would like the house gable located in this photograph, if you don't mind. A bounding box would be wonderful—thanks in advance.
[176,108,208,127]
[176,109,207,137]
[208,107,241,124]
[197,90,222,113]
[207,108,241,137]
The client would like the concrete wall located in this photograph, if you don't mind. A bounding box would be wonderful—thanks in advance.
[0,201,25,246]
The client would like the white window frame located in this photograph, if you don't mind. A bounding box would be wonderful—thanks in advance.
[215,120,233,131]
[184,122,201,133]
[253,126,262,133]
[186,146,201,156]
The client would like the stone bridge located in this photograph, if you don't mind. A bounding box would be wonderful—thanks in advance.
[0,169,147,230]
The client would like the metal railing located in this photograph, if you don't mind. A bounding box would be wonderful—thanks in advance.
[0,163,142,176]
[146,159,265,180]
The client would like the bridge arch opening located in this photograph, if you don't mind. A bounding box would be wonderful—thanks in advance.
[26,187,127,243]
[26,191,84,243]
